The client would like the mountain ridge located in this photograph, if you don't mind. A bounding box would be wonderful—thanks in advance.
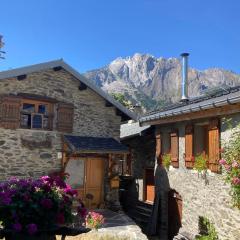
[84,53,240,111]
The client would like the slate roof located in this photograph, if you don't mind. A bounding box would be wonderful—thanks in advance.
[140,85,240,124]
[120,121,151,140]
[0,59,136,121]
[64,135,129,153]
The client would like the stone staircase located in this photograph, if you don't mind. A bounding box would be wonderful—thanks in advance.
[126,200,153,233]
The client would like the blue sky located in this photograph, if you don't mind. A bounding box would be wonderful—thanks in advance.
[0,0,239,73]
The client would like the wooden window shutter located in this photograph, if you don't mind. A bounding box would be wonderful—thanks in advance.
[156,133,162,165]
[57,103,74,133]
[170,131,179,168]
[0,96,21,129]
[208,119,220,173]
[185,125,194,168]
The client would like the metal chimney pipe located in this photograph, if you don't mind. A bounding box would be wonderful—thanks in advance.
[180,53,189,101]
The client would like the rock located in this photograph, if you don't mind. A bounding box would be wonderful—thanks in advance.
[0,140,5,146]
[85,54,240,111]
[40,153,52,159]
[4,153,13,157]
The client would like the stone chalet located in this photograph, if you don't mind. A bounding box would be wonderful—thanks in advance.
[138,55,240,239]
[0,59,136,210]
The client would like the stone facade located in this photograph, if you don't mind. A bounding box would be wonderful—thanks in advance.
[157,113,240,240]
[0,68,122,179]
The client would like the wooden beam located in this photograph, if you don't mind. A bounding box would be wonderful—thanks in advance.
[105,101,113,107]
[17,74,27,81]
[116,108,129,122]
[146,103,240,126]
[53,66,62,71]
[79,82,87,91]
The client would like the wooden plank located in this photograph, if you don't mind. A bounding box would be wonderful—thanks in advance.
[185,125,194,168]
[0,96,21,129]
[85,158,104,208]
[170,132,179,168]
[208,119,220,173]
[57,103,74,133]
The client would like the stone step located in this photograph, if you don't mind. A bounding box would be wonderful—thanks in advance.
[136,205,153,214]
[173,233,191,240]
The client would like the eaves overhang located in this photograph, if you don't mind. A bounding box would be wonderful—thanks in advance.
[140,90,240,126]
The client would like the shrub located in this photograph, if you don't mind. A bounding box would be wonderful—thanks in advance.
[162,154,171,170]
[194,154,208,173]
[0,176,79,235]
[220,122,240,209]
[195,216,218,240]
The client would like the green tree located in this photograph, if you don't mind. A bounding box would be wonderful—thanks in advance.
[111,92,133,109]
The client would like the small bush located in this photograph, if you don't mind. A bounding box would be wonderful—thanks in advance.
[162,154,171,170]
[195,216,218,240]
[194,154,208,172]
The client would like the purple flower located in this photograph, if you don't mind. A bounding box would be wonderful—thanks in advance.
[40,198,53,209]
[12,223,22,232]
[27,223,38,235]
[64,185,77,197]
[0,192,12,205]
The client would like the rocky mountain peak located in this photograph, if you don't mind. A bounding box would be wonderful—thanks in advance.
[84,54,240,111]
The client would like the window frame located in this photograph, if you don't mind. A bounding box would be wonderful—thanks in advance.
[20,99,53,130]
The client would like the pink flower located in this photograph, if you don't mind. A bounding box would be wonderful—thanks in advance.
[232,161,239,168]
[219,159,226,165]
[232,177,240,185]
[224,164,232,171]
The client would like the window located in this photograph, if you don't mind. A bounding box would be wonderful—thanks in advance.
[20,100,53,130]
[185,119,220,173]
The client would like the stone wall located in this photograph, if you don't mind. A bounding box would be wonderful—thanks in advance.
[122,133,155,201]
[0,68,122,179]
[0,129,62,180]
[157,115,240,240]
[0,68,122,138]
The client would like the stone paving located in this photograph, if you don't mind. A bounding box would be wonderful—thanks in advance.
[92,209,148,240]
[57,209,148,240]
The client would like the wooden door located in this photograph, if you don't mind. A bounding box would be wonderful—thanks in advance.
[65,157,105,209]
[145,168,155,203]
[85,158,104,209]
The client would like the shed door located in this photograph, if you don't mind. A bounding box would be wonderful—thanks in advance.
[145,168,155,203]
[65,158,104,209]
[85,158,104,209]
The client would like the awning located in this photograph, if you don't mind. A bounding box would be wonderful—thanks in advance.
[64,135,129,154]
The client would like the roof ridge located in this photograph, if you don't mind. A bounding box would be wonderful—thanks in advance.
[0,59,137,121]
